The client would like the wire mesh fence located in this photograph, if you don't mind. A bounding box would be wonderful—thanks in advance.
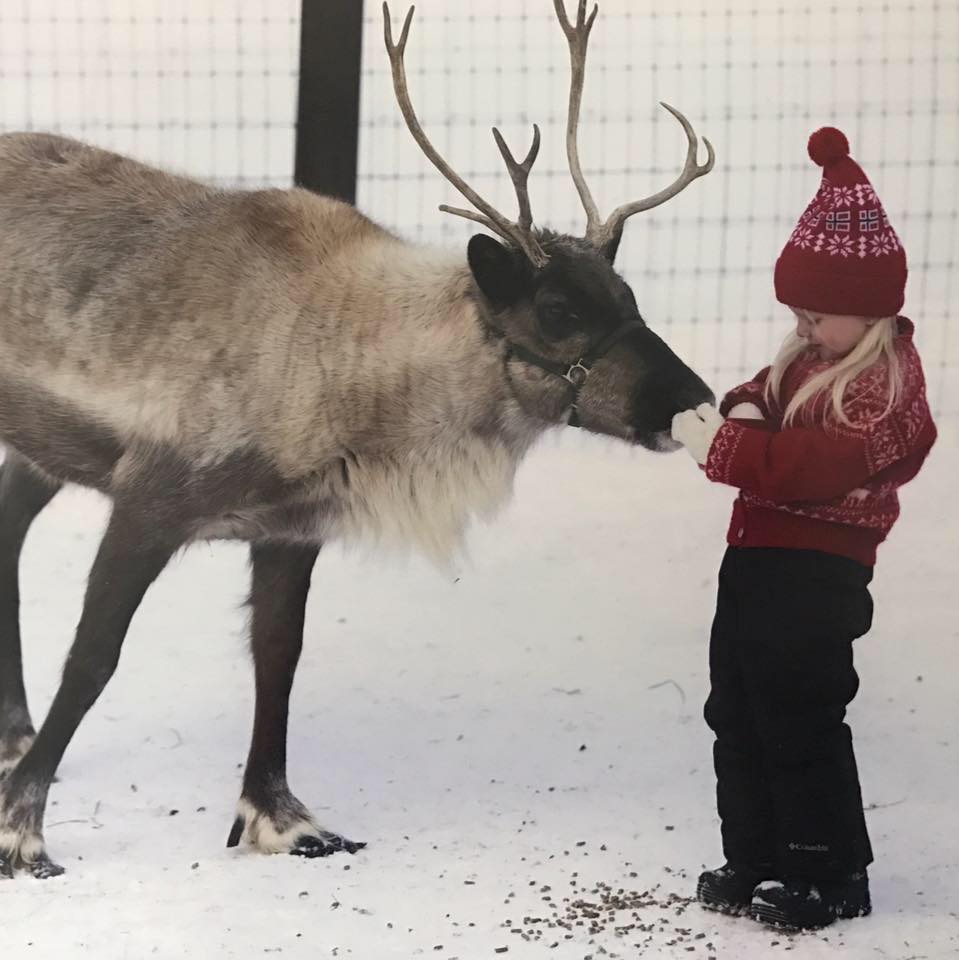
[0,1,954,413]
[359,0,958,414]
[0,0,300,187]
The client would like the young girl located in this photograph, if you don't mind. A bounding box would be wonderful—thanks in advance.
[671,127,937,931]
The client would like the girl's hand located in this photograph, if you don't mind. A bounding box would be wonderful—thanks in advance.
[671,403,725,465]
[727,401,764,420]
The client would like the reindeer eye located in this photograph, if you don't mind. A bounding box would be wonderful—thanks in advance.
[539,303,580,341]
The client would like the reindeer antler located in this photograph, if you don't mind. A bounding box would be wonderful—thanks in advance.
[552,0,715,258]
[491,124,541,233]
[383,3,548,268]
[597,103,715,256]
[552,0,602,240]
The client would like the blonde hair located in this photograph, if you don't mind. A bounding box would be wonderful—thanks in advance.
[765,314,903,427]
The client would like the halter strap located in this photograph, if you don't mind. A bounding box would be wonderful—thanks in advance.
[505,319,644,426]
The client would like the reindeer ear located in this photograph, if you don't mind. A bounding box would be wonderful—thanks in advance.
[467,234,531,306]
[599,231,622,265]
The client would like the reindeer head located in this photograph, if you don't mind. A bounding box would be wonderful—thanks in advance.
[384,1,715,450]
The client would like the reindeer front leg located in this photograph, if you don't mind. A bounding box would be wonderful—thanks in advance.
[227,541,364,858]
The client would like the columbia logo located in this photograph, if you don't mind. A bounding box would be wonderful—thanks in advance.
[788,842,830,852]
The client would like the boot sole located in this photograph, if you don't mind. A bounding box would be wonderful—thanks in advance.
[750,900,872,931]
[696,879,752,918]
[699,897,750,917]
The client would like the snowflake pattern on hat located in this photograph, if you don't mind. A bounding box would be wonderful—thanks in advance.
[787,176,902,261]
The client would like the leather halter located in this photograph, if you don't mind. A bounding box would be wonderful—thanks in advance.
[505,320,644,427]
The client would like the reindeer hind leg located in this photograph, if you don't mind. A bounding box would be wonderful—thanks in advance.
[0,452,61,780]
[0,502,183,878]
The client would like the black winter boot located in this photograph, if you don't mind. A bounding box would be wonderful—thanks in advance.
[696,862,773,916]
[749,870,871,930]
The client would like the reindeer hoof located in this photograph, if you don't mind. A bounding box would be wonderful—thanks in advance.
[29,852,65,879]
[226,795,364,857]
[226,815,244,848]
[290,832,366,858]
[0,845,64,880]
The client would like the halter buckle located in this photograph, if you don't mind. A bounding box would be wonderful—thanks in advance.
[564,360,590,387]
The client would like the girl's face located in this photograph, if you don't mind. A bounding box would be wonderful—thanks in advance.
[789,307,874,361]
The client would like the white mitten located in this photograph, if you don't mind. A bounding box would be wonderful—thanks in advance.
[727,401,764,420]
[671,403,725,466]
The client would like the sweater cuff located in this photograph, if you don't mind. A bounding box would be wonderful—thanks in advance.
[719,382,767,417]
[705,420,747,486]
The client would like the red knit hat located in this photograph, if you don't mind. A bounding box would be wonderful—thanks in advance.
[774,127,907,317]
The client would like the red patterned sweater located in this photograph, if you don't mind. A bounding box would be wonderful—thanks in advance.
[704,317,937,566]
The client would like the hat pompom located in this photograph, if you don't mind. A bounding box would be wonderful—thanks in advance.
[807,127,850,167]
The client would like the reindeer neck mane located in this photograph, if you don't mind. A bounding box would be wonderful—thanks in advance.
[308,235,546,566]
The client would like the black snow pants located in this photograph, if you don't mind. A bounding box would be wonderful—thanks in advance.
[704,546,875,878]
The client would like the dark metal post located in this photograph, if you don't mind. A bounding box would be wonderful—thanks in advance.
[294,0,364,202]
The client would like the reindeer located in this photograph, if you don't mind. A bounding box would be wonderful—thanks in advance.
[0,0,714,879]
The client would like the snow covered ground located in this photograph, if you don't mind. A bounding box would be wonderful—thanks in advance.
[1,418,956,960]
